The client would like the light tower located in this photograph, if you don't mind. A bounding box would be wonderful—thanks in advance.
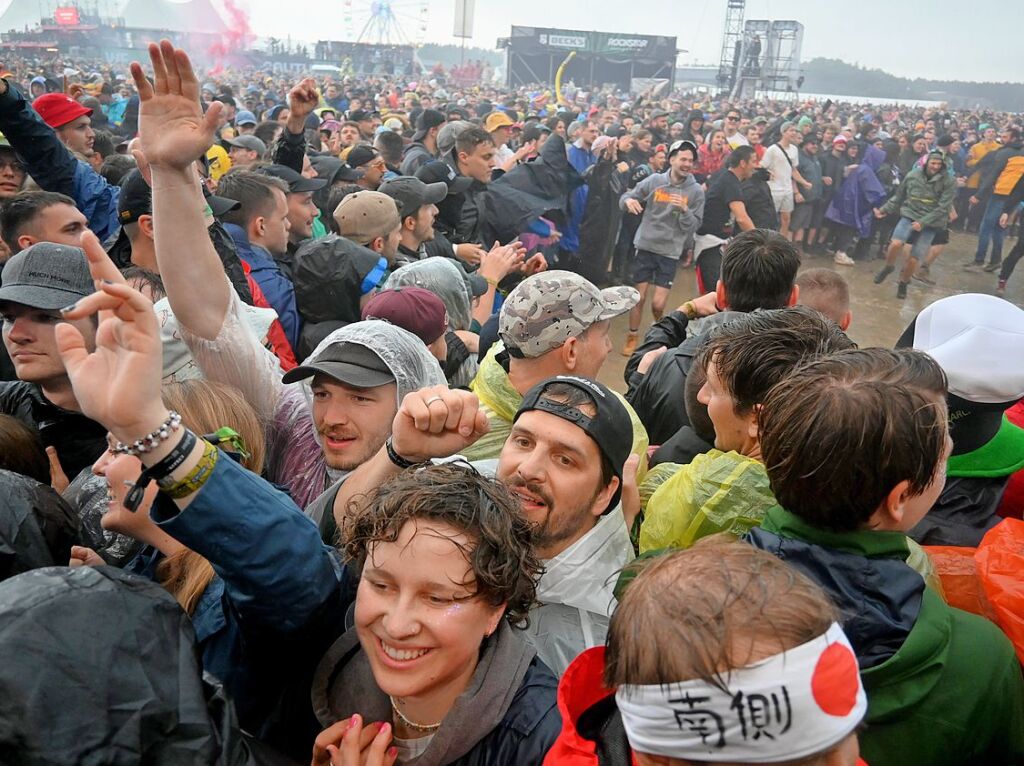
[716,0,746,95]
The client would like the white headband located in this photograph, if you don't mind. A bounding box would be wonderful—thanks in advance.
[616,622,866,763]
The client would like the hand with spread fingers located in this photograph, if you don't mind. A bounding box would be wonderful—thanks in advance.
[129,39,222,171]
[55,280,167,445]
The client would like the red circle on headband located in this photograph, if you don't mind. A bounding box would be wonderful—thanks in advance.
[811,642,860,716]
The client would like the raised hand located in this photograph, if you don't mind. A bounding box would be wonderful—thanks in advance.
[478,240,526,284]
[55,280,167,445]
[390,386,489,463]
[289,77,320,121]
[129,40,222,171]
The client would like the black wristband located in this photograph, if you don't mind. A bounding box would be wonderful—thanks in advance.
[148,429,199,485]
[385,437,417,469]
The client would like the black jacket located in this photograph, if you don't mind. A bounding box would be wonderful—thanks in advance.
[0,381,106,479]
[624,310,697,445]
[908,475,1008,547]
[0,470,79,582]
[0,565,298,764]
[741,168,779,230]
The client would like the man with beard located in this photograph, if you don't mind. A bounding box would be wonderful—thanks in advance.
[328,375,638,674]
[378,175,447,266]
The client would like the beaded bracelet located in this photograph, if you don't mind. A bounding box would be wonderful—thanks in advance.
[122,429,199,512]
[113,411,183,456]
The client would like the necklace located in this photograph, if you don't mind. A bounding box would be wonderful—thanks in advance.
[389,696,443,733]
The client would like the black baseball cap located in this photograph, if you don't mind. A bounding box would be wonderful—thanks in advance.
[348,109,375,123]
[310,155,364,184]
[257,164,327,193]
[281,341,395,387]
[346,145,380,169]
[378,177,447,218]
[206,191,241,218]
[117,168,151,224]
[415,160,473,195]
[515,375,633,511]
[412,108,446,142]
[521,124,550,144]
[604,124,627,138]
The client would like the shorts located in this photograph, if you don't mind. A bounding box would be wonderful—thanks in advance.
[771,188,795,214]
[907,227,949,246]
[632,249,678,289]
[790,201,815,232]
[892,217,939,261]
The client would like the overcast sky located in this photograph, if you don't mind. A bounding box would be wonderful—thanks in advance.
[233,0,1022,83]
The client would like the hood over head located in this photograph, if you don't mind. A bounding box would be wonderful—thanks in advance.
[862,143,885,172]
[298,319,446,410]
[291,235,388,325]
[0,471,79,581]
[383,256,473,331]
[0,566,293,764]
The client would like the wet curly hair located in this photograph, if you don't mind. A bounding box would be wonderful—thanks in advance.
[342,463,542,628]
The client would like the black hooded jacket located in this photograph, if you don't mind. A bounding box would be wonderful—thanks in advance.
[0,566,298,764]
[0,470,78,582]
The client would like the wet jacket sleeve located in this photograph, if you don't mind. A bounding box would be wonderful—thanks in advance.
[976,149,1010,204]
[1003,173,1024,215]
[0,80,120,242]
[272,128,307,174]
[151,453,343,633]
[624,310,690,384]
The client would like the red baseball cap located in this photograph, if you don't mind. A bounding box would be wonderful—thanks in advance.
[361,286,448,345]
[33,93,92,129]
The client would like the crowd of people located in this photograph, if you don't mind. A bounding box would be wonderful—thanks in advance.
[0,39,1023,766]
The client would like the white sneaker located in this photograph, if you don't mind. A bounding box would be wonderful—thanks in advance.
[833,251,855,266]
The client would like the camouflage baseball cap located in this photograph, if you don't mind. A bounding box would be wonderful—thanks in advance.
[499,271,639,358]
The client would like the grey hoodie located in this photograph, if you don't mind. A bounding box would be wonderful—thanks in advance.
[620,170,705,259]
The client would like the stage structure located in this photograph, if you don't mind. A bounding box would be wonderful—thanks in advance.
[502,26,678,92]
[715,0,804,98]
[313,40,417,76]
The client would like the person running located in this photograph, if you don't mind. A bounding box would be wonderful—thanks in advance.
[873,150,956,299]
[619,140,704,356]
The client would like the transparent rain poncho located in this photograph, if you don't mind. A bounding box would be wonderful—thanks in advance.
[177,289,445,509]
[383,257,474,331]
[383,257,479,388]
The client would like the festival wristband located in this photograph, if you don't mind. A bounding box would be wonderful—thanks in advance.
[616,622,866,763]
[161,440,219,499]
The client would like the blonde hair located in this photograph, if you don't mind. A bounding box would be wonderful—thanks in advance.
[606,538,836,689]
[155,380,267,615]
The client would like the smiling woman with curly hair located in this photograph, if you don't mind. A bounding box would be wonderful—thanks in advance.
[311,463,561,766]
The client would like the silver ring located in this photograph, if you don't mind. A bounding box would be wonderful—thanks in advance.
[424,396,445,406]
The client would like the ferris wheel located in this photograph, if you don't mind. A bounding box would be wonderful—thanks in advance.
[341,0,430,46]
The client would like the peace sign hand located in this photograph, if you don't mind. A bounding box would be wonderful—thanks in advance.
[56,280,167,445]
